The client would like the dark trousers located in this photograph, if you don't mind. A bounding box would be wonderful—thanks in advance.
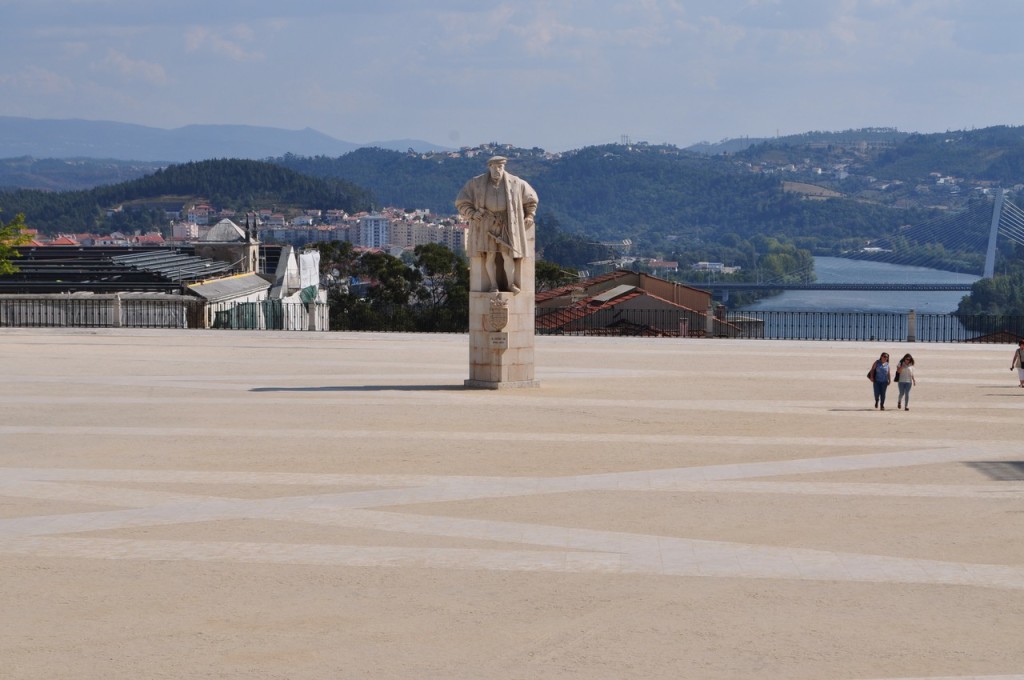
[873,381,889,406]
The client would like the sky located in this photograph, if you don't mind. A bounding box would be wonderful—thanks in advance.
[4,0,1024,152]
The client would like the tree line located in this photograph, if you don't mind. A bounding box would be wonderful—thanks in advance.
[312,241,576,332]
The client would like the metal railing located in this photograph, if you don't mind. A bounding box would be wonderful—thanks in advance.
[0,295,328,331]
[916,313,1024,343]
[535,306,1024,343]
[0,295,204,328]
[723,311,908,341]
[721,311,1024,342]
[4,296,1024,342]
[209,300,329,331]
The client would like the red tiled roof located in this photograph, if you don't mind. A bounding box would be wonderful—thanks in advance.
[536,289,693,330]
[535,270,632,302]
[535,286,741,336]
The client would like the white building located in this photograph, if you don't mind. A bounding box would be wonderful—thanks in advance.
[171,221,199,241]
[358,214,391,248]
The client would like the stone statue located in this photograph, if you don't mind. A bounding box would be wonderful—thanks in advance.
[456,156,538,294]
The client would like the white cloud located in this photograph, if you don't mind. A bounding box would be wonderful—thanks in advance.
[184,25,263,62]
[0,66,74,95]
[96,49,167,85]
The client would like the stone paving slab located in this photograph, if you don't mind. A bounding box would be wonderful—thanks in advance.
[1,328,1024,679]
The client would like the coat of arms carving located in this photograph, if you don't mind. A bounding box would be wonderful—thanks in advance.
[487,295,510,332]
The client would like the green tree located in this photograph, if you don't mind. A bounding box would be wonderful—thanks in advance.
[358,251,423,306]
[535,258,579,291]
[957,273,1024,316]
[0,213,31,275]
[327,250,423,331]
[312,240,358,280]
[414,243,468,307]
[413,243,469,331]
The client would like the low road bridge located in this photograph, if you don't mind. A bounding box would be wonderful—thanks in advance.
[684,282,975,293]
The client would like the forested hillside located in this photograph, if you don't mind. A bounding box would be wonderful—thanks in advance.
[0,159,373,233]
[868,126,1024,183]
[8,127,1024,276]
[276,144,936,251]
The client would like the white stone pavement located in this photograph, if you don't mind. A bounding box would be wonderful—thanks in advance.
[1,328,1023,679]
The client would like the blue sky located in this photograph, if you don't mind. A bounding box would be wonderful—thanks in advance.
[3,0,1024,152]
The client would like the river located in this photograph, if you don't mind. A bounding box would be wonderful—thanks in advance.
[738,257,981,313]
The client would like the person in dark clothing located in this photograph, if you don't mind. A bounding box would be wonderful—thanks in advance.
[868,352,891,410]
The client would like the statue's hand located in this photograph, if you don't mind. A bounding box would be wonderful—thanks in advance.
[525,215,535,228]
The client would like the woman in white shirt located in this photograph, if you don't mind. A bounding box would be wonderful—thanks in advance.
[895,354,917,411]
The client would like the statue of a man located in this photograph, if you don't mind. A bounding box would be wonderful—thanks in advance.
[456,156,538,294]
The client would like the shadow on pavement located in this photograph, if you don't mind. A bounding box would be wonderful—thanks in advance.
[964,461,1024,480]
[252,384,468,392]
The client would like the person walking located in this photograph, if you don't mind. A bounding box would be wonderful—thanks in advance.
[895,353,917,411]
[1011,339,1024,388]
[868,351,892,410]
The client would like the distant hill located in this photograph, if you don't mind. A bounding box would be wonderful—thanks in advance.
[867,126,1024,181]
[0,157,167,191]
[0,116,450,163]
[0,158,373,234]
[273,144,934,246]
[685,137,771,154]
[687,128,910,155]
[10,125,1024,265]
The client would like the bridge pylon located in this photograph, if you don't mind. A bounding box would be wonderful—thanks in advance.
[984,188,1004,279]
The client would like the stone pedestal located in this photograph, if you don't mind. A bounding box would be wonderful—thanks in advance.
[457,157,540,390]
[465,287,539,389]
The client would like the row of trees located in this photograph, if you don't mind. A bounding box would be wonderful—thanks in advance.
[313,241,578,332]
[956,243,1024,319]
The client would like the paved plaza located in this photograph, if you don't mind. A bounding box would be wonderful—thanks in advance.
[2,328,1024,679]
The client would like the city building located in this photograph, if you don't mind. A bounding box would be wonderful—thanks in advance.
[358,214,391,248]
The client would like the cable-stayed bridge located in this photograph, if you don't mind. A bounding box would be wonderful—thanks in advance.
[686,190,1023,295]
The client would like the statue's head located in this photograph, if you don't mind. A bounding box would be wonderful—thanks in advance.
[487,156,507,181]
